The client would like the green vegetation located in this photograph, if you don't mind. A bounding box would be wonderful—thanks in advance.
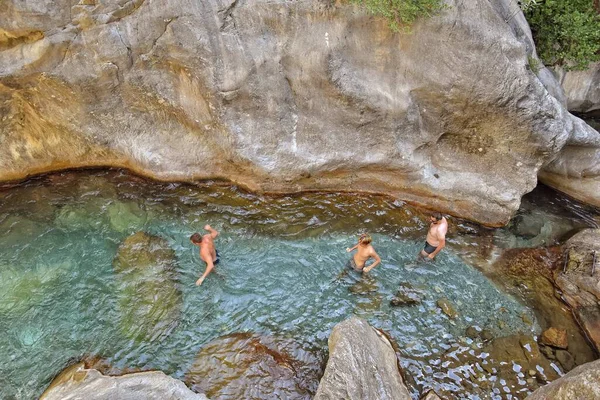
[527,56,541,74]
[351,0,447,32]
[524,0,600,70]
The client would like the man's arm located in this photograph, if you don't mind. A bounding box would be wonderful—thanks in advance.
[204,224,219,239]
[196,251,215,286]
[346,244,359,252]
[363,250,381,273]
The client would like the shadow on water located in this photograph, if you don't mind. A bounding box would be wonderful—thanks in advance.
[0,169,598,399]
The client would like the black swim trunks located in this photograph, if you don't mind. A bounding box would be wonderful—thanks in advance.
[423,241,438,255]
[347,258,363,272]
[214,249,220,265]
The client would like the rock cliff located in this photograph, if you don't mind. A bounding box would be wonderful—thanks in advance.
[1,0,598,225]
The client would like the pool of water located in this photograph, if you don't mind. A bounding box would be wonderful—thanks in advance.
[0,170,597,399]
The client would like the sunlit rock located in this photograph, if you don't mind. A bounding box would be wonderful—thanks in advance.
[1,0,599,225]
[40,362,207,400]
[525,359,600,400]
[436,298,458,319]
[314,317,411,400]
[113,231,181,342]
[540,327,568,349]
[556,229,600,353]
[185,333,323,399]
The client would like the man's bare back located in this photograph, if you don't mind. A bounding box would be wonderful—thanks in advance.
[346,234,381,273]
[190,225,219,286]
[420,213,447,260]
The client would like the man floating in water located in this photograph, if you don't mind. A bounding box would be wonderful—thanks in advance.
[190,225,220,286]
[346,233,381,273]
[420,212,447,260]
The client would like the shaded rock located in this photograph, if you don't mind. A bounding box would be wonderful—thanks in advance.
[539,344,556,360]
[113,231,181,342]
[436,298,458,319]
[555,62,600,115]
[185,333,323,399]
[555,229,600,352]
[390,282,425,306]
[480,329,494,342]
[540,327,568,349]
[555,349,576,372]
[465,326,480,339]
[41,363,207,400]
[525,359,600,399]
[314,317,411,400]
[1,0,599,225]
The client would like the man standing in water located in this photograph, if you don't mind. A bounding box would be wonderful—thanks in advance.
[190,225,220,286]
[346,233,381,273]
[420,212,447,260]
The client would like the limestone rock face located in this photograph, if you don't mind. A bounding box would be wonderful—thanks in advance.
[556,63,600,115]
[556,229,600,353]
[525,359,600,400]
[1,0,599,225]
[40,363,208,400]
[113,231,182,342]
[314,317,411,400]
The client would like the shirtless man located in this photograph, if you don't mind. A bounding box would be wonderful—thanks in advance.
[190,225,220,286]
[346,233,381,273]
[420,212,447,260]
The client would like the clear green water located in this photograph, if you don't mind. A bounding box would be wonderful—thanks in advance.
[0,170,588,399]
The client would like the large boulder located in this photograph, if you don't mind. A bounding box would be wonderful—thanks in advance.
[185,333,323,399]
[113,231,182,342]
[0,0,598,225]
[40,363,208,400]
[525,359,600,399]
[314,317,411,400]
[555,62,600,115]
[555,229,600,353]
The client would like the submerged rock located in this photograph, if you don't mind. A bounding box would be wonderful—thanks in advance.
[314,317,411,400]
[436,298,458,319]
[525,359,600,399]
[390,282,425,306]
[40,363,207,400]
[185,333,323,399]
[107,201,147,233]
[113,231,181,342]
[556,229,600,353]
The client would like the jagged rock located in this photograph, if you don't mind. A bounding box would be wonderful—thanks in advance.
[555,229,600,353]
[185,333,323,399]
[40,363,208,400]
[436,298,458,319]
[420,390,443,400]
[540,327,568,349]
[113,231,182,342]
[314,317,411,400]
[1,0,599,225]
[525,359,600,399]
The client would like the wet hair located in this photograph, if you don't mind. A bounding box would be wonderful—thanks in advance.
[190,233,202,244]
[431,212,443,221]
[359,233,372,245]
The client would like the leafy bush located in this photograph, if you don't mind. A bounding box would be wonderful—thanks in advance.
[524,0,600,70]
[351,0,447,32]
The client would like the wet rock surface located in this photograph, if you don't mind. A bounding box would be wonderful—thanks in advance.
[555,229,600,353]
[390,281,426,306]
[540,327,568,349]
[40,363,207,400]
[185,333,324,399]
[113,231,182,342]
[314,317,411,400]
[1,0,599,224]
[525,358,600,399]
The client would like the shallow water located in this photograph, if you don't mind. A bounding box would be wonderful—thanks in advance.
[0,170,597,399]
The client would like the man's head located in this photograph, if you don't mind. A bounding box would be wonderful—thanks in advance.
[430,212,443,224]
[358,233,372,245]
[190,233,202,244]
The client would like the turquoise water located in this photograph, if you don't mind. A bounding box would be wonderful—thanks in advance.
[0,170,559,399]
